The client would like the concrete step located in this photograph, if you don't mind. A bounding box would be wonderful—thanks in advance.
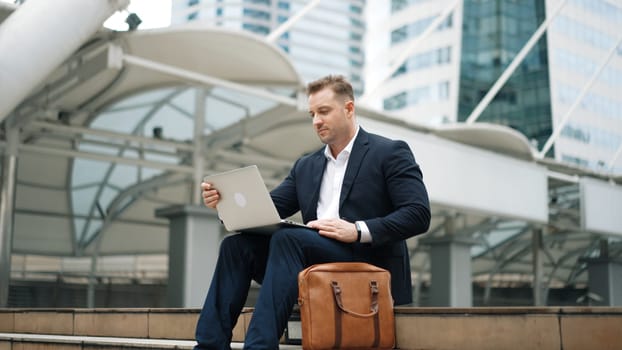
[0,333,302,350]
[0,332,197,350]
[1,307,622,350]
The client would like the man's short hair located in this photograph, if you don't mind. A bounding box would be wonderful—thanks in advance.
[306,75,354,102]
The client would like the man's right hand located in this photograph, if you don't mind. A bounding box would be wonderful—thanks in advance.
[201,182,220,209]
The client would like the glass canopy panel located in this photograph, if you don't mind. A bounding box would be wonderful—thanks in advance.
[92,107,153,134]
[71,159,111,187]
[68,81,296,256]
[141,104,193,141]
[71,187,99,217]
[109,88,180,110]
[107,164,140,189]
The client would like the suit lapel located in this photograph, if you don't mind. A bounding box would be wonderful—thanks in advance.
[339,129,369,211]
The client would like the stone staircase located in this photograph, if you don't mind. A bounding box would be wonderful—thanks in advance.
[1,307,622,349]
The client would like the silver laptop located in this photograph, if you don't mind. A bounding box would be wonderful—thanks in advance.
[203,165,311,233]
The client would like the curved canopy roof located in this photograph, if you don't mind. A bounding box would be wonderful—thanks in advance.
[432,122,536,161]
[9,24,305,256]
[19,24,303,126]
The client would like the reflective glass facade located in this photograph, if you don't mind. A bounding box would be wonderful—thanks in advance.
[457,0,553,150]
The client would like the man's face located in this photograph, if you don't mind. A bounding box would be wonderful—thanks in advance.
[308,87,354,147]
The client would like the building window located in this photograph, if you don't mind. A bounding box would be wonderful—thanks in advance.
[187,0,199,21]
[438,81,449,100]
[561,154,589,168]
[392,47,452,78]
[243,8,270,21]
[391,26,408,44]
[391,0,433,13]
[243,23,270,35]
[350,4,362,14]
[438,14,453,30]
[384,92,407,110]
[390,15,452,45]
[437,47,451,64]
[561,125,590,143]
[383,81,451,111]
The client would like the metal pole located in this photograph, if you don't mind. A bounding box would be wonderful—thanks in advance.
[0,127,19,307]
[193,88,207,205]
[532,227,545,306]
[465,0,569,124]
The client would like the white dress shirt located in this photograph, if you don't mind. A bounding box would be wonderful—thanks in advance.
[316,126,372,242]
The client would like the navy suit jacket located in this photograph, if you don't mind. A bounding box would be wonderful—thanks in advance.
[270,128,430,305]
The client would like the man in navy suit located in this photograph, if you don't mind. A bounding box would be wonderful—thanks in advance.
[195,75,430,350]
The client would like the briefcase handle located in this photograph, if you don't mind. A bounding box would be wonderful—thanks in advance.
[331,280,379,318]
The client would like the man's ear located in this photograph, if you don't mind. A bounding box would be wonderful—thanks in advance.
[345,100,355,117]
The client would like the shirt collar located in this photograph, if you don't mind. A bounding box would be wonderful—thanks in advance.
[323,125,360,160]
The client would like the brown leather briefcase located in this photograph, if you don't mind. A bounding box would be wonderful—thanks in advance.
[297,262,395,349]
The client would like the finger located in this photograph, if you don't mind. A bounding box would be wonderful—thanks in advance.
[317,230,335,239]
[317,224,334,233]
[308,220,331,231]
[208,193,219,203]
[203,189,218,197]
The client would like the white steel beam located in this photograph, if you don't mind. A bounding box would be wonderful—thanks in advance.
[0,0,129,122]
[608,143,622,173]
[122,54,298,107]
[29,121,195,152]
[547,170,579,184]
[266,0,322,43]
[0,128,19,307]
[19,144,194,174]
[465,0,569,124]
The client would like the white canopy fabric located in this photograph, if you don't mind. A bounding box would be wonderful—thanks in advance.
[432,123,536,161]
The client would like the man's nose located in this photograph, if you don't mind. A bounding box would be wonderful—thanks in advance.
[312,115,322,126]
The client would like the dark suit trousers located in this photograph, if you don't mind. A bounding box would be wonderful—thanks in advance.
[194,227,357,350]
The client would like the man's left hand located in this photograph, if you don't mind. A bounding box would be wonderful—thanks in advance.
[307,218,357,243]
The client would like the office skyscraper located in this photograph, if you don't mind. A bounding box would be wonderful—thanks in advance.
[365,0,622,173]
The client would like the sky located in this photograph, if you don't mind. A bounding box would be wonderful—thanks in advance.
[0,0,172,31]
